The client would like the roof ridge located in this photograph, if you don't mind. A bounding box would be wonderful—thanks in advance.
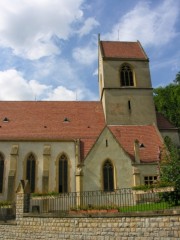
[100,40,138,43]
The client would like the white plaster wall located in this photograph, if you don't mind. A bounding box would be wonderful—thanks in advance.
[0,141,76,200]
[0,143,11,200]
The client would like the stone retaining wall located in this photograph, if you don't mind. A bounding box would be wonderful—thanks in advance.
[0,182,179,239]
[0,214,180,239]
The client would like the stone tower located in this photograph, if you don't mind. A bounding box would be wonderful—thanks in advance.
[98,38,157,126]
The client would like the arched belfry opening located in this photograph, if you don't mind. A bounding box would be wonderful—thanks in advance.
[120,63,134,87]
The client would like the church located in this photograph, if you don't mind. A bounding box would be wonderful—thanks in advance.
[0,38,179,201]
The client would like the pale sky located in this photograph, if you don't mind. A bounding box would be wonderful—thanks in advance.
[0,0,179,101]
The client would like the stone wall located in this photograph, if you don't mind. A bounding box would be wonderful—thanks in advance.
[0,182,179,239]
[0,215,180,239]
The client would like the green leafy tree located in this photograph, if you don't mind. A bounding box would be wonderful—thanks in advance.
[160,136,180,205]
[153,71,180,128]
[174,71,180,84]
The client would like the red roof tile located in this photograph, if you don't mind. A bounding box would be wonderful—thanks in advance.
[100,41,148,60]
[109,125,163,163]
[0,101,106,160]
[0,101,105,141]
[0,101,164,162]
[156,112,177,130]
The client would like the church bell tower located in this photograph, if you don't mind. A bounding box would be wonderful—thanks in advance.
[98,37,157,126]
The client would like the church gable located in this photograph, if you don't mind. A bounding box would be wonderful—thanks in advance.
[83,127,133,191]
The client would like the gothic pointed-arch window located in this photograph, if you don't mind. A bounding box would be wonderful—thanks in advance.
[59,154,68,193]
[120,64,134,86]
[103,160,114,192]
[26,153,36,193]
[0,153,4,193]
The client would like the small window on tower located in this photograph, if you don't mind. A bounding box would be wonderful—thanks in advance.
[120,64,134,86]
[128,100,131,110]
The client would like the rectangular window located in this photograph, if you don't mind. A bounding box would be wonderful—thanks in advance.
[128,100,131,110]
[144,176,157,185]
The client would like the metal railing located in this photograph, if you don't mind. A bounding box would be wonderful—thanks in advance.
[28,188,175,216]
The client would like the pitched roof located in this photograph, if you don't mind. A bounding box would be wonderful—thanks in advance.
[109,125,163,163]
[100,41,148,60]
[0,101,164,162]
[156,112,178,130]
[0,101,105,142]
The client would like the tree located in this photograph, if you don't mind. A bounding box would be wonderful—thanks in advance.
[174,71,180,85]
[160,136,180,205]
[153,72,180,128]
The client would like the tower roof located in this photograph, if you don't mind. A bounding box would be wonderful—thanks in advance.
[100,40,148,60]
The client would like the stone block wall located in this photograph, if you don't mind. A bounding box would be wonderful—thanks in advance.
[0,215,180,239]
[0,183,179,239]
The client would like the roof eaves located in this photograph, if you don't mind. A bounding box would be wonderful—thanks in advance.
[159,127,179,131]
[102,57,149,61]
[0,137,78,142]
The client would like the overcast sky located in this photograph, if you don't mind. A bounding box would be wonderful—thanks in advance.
[0,0,179,101]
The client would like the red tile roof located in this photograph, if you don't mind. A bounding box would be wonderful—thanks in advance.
[156,112,177,130]
[109,125,163,163]
[0,101,164,162]
[100,41,148,60]
[0,101,105,147]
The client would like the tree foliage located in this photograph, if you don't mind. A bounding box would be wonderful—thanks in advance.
[174,71,180,84]
[153,71,180,128]
[160,136,180,205]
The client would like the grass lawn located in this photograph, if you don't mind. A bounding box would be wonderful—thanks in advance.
[119,202,173,213]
